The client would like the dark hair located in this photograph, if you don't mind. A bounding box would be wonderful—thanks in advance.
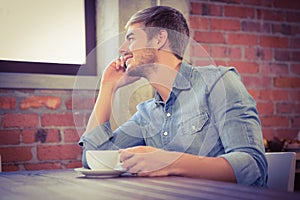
[125,6,190,60]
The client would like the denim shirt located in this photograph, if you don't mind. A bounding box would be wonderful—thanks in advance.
[79,62,268,187]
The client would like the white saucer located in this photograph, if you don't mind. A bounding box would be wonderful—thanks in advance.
[74,168,125,178]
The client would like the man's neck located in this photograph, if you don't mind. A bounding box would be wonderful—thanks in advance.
[146,54,182,102]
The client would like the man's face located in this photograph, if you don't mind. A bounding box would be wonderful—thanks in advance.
[119,23,158,77]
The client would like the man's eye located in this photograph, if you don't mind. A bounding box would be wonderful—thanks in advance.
[128,37,134,42]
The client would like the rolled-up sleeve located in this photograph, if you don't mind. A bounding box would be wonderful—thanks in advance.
[78,122,116,168]
[209,68,268,187]
[78,121,113,149]
[220,151,266,186]
[78,115,146,168]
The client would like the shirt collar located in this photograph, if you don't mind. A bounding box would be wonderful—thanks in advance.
[172,61,192,90]
[153,61,192,104]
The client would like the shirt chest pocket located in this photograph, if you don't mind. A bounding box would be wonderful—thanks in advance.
[178,112,209,135]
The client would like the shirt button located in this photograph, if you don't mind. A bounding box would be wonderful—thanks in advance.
[166,113,171,117]
[163,131,168,136]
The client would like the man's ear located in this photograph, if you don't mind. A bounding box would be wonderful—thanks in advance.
[157,30,168,50]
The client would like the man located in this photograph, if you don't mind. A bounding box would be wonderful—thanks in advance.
[79,6,267,187]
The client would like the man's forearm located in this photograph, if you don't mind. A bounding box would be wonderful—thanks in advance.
[170,152,236,183]
[85,83,116,134]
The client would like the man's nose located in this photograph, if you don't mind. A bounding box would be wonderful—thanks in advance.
[119,41,129,55]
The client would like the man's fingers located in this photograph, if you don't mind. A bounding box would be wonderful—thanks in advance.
[115,56,126,70]
[119,149,134,162]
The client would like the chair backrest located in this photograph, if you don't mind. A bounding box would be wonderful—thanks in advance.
[265,152,296,192]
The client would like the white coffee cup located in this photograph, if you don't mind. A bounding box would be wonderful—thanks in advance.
[86,150,121,170]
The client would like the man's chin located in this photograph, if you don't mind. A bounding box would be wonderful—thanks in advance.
[126,65,143,77]
[125,64,134,74]
[126,62,156,78]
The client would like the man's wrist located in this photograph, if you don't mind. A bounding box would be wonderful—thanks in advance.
[100,82,118,93]
[167,151,184,176]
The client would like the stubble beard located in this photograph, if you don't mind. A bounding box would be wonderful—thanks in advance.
[126,48,157,78]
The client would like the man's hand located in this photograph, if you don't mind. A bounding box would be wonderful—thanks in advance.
[101,57,140,90]
[119,146,179,177]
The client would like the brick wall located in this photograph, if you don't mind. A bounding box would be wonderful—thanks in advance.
[0,89,96,171]
[0,0,299,172]
[189,0,300,139]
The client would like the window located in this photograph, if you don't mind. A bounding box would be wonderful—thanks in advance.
[0,0,96,76]
[0,0,98,89]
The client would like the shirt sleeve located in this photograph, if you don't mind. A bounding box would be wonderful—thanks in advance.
[78,114,146,168]
[78,121,114,149]
[209,68,268,187]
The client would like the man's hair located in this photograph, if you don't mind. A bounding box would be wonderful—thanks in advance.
[125,6,190,60]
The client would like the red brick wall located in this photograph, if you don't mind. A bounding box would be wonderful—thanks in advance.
[190,0,300,140]
[0,0,299,172]
[0,89,95,171]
